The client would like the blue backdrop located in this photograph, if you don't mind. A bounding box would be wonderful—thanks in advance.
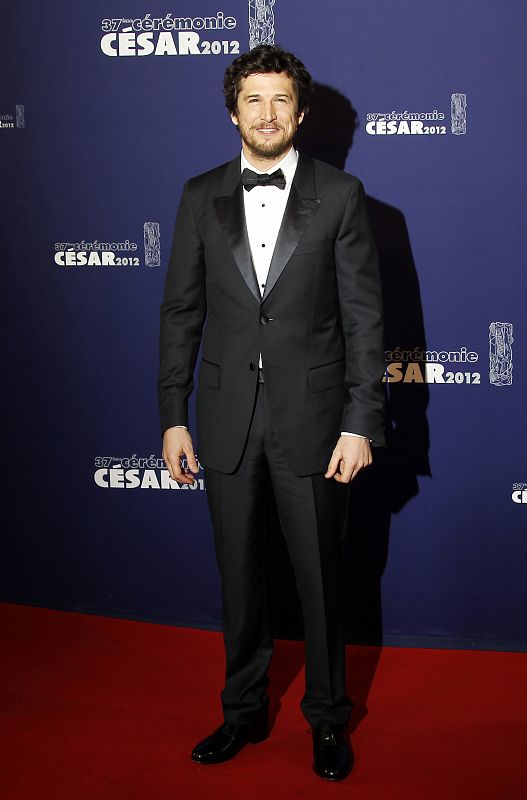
[3,0,526,649]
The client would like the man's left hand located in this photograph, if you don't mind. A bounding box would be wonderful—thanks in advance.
[325,436,372,483]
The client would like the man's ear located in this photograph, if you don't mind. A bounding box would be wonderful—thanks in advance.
[297,109,306,126]
[230,113,239,127]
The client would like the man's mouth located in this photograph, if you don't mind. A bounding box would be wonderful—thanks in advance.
[256,126,280,135]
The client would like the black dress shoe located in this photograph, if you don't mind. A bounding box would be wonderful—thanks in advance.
[191,718,269,764]
[312,723,353,781]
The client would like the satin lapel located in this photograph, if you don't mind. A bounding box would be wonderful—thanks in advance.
[263,154,321,300]
[213,159,260,304]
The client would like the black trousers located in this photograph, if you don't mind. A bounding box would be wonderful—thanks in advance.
[203,376,353,728]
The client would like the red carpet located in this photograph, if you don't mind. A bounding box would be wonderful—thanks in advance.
[1,603,526,800]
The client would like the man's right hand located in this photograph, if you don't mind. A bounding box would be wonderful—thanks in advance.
[162,427,199,484]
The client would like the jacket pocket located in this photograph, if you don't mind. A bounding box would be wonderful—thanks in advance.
[308,359,345,393]
[291,238,333,257]
[199,358,220,389]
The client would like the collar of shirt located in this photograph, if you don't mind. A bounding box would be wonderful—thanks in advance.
[240,147,298,189]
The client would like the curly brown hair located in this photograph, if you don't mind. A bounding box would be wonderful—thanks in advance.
[223,45,313,116]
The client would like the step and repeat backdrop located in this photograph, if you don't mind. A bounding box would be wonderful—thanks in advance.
[3,1,526,649]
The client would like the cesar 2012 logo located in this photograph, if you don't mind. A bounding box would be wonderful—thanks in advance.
[54,223,160,268]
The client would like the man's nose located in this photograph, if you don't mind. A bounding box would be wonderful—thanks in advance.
[260,102,277,122]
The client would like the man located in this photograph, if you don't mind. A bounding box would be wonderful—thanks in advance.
[159,45,385,781]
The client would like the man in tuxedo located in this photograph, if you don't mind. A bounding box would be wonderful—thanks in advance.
[158,45,385,781]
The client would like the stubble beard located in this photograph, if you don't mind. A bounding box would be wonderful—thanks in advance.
[239,124,297,162]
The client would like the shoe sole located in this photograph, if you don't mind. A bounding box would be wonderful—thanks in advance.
[313,762,352,781]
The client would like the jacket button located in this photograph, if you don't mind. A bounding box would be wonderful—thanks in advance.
[260,315,272,325]
[249,363,256,371]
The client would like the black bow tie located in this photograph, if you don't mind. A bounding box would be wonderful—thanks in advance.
[241,168,286,191]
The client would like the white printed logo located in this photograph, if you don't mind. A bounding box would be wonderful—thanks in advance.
[385,323,516,387]
[54,238,139,267]
[54,223,160,268]
[0,104,25,130]
[249,0,275,48]
[100,11,240,57]
[489,322,513,386]
[144,222,160,267]
[16,104,25,128]
[383,346,481,385]
[94,454,205,491]
[451,93,467,135]
[512,483,527,504]
[365,94,467,137]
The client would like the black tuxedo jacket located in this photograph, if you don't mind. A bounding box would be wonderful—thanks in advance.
[159,152,386,476]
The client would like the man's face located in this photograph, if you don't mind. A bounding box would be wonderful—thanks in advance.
[230,71,304,162]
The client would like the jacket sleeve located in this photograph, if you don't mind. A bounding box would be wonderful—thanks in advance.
[158,181,206,435]
[334,179,386,446]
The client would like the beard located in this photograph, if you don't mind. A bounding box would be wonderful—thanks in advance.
[238,122,298,161]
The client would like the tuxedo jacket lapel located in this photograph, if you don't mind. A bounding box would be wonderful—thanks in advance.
[213,157,260,303]
[263,153,321,300]
[213,152,322,304]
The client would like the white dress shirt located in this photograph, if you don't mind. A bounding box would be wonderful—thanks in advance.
[241,147,297,304]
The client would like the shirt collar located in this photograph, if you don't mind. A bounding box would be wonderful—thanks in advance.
[240,147,298,188]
